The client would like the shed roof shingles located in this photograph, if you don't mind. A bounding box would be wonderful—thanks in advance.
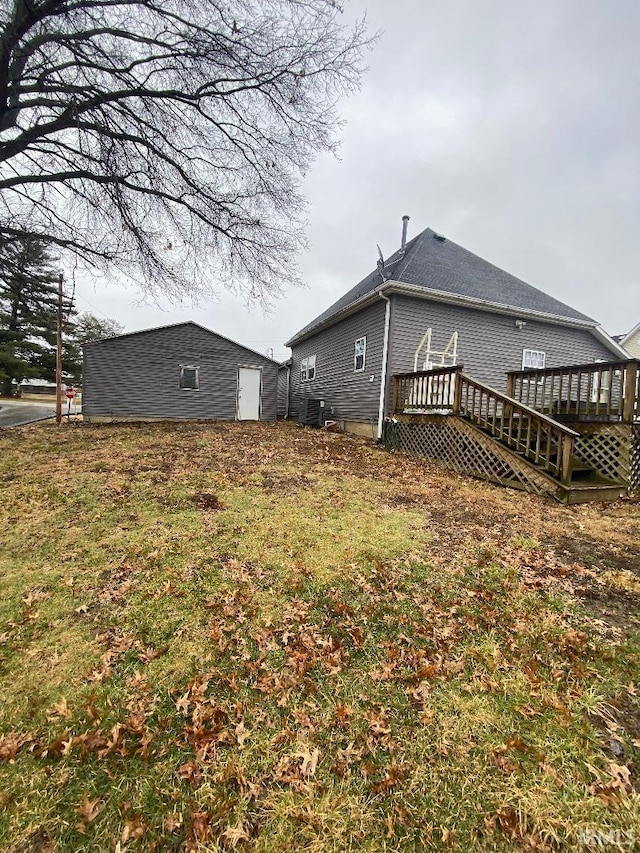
[288,227,595,345]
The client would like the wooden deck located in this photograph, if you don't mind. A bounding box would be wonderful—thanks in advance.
[385,360,639,503]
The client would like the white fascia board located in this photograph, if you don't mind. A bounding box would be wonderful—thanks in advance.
[384,281,598,329]
[591,326,634,359]
[621,321,640,346]
[286,291,381,347]
[287,279,603,347]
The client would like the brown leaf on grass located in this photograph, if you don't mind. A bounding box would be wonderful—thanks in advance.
[335,703,353,727]
[296,746,320,778]
[46,696,72,721]
[188,811,211,843]
[0,732,34,762]
[364,708,391,738]
[408,680,431,704]
[485,805,521,837]
[39,731,72,759]
[441,826,453,844]
[371,762,406,794]
[385,814,395,838]
[336,741,362,766]
[221,822,250,848]
[588,762,633,806]
[235,719,250,748]
[121,813,145,842]
[137,645,168,664]
[178,760,202,788]
[76,794,104,831]
[489,751,518,774]
[175,689,190,714]
[164,812,183,832]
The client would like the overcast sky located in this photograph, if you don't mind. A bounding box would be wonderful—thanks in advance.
[74,0,640,362]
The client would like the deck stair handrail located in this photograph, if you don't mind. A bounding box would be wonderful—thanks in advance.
[456,374,579,484]
[391,367,580,485]
[506,359,639,423]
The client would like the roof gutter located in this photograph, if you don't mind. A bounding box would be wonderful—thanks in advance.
[384,281,598,329]
[286,290,382,347]
[287,280,600,348]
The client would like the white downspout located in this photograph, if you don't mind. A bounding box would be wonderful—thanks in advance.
[377,290,391,439]
[285,365,290,419]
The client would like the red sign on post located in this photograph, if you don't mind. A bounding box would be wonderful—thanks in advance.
[65,388,75,400]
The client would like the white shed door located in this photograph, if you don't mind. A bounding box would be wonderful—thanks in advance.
[237,367,261,420]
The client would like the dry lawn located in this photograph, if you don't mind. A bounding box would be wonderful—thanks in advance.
[0,420,638,852]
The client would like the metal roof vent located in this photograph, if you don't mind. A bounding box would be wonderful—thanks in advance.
[401,215,410,249]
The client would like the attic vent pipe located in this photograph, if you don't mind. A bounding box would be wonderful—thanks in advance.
[401,215,410,249]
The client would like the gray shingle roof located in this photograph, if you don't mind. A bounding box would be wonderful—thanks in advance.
[288,227,596,345]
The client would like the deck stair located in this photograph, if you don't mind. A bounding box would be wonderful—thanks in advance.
[389,364,637,503]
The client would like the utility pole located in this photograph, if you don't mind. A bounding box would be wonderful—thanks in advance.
[56,272,63,425]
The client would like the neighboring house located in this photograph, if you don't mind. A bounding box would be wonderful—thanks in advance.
[285,220,628,437]
[618,323,640,359]
[83,321,277,422]
[18,378,57,395]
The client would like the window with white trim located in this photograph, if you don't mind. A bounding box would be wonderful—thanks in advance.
[180,365,199,390]
[301,354,316,382]
[522,349,546,370]
[354,337,366,372]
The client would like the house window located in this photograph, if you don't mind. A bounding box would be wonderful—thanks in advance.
[301,355,316,382]
[522,349,546,370]
[354,337,366,372]
[180,365,199,390]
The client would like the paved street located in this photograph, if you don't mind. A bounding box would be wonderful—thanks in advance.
[0,398,60,427]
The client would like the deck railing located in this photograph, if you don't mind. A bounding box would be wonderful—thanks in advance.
[506,360,639,423]
[391,367,579,484]
[392,365,462,414]
[457,374,578,484]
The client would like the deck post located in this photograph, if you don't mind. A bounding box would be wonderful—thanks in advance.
[622,361,638,424]
[561,433,573,485]
[391,376,399,415]
[506,373,515,399]
[452,370,462,415]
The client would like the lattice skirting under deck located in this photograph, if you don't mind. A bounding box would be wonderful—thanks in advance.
[565,422,632,488]
[631,424,640,493]
[386,415,560,499]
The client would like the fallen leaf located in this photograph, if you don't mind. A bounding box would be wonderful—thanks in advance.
[188,811,211,843]
[78,794,104,826]
[297,746,320,778]
[121,813,145,842]
[165,812,183,832]
[235,719,250,748]
[47,696,72,721]
[222,822,250,847]
[176,690,190,714]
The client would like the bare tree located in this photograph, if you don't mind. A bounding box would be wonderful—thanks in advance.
[0,1,371,304]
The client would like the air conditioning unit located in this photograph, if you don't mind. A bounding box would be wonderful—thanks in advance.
[298,398,326,427]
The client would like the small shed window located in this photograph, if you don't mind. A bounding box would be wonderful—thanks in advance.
[301,355,316,382]
[354,337,366,372]
[522,349,545,370]
[180,365,199,390]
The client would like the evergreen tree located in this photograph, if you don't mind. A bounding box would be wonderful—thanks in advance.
[64,313,124,383]
[0,238,67,395]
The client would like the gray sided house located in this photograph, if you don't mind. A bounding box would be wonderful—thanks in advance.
[285,221,627,437]
[83,321,278,422]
